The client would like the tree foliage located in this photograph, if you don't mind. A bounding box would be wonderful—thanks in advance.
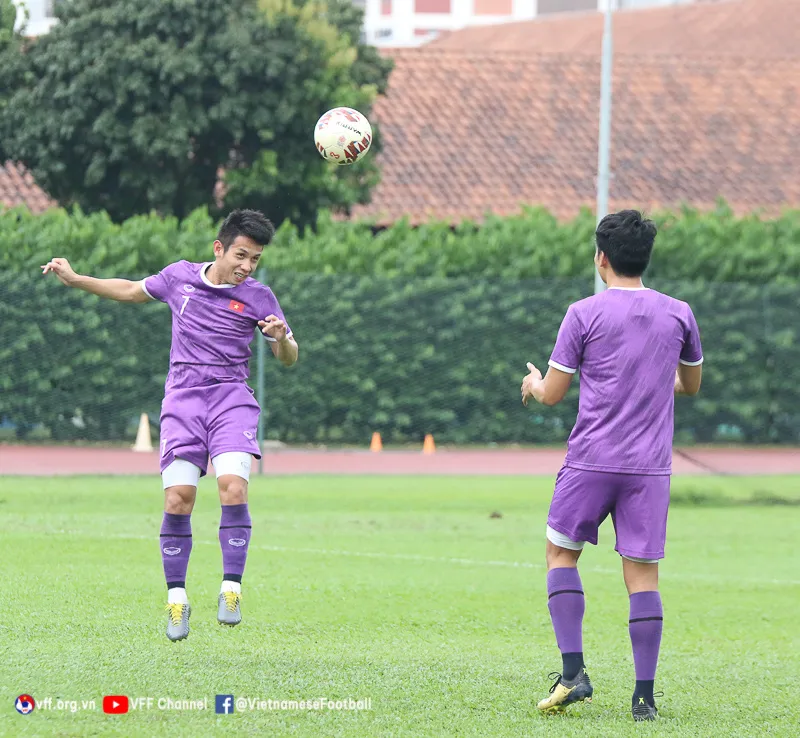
[0,0,390,229]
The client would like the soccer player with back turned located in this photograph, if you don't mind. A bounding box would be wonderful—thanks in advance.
[42,210,298,642]
[520,210,703,721]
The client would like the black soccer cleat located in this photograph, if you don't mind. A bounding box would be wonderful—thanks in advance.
[632,691,663,721]
[537,668,594,714]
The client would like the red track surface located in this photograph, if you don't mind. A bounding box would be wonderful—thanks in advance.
[2,445,799,476]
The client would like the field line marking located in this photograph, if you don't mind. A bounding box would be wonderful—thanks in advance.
[31,529,800,585]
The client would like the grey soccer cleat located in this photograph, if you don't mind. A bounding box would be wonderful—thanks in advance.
[217,591,242,626]
[165,603,191,641]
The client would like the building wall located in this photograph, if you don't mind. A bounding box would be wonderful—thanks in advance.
[14,0,58,36]
[364,0,697,46]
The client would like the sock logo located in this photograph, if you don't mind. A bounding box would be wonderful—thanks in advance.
[228,538,247,547]
[638,697,646,705]
[163,547,182,555]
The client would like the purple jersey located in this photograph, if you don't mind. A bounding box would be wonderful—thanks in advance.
[142,261,291,391]
[549,287,703,475]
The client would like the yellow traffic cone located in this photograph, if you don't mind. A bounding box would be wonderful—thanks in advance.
[132,413,154,452]
[422,434,436,454]
[370,432,383,452]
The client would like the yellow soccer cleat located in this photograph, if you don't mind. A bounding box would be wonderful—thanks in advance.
[537,669,594,714]
[165,602,191,642]
[217,591,242,626]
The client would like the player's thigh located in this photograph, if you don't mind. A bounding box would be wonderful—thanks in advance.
[159,388,210,475]
[206,384,261,461]
[547,466,617,547]
[162,459,202,514]
[611,475,670,562]
[212,452,252,505]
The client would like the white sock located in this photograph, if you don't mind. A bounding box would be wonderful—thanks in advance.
[167,587,188,605]
[221,581,241,595]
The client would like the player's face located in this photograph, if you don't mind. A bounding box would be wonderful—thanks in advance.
[213,236,264,285]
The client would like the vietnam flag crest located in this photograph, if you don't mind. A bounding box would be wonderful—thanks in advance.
[228,299,245,313]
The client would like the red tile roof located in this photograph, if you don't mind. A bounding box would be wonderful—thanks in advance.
[349,50,800,224]
[429,0,798,58]
[0,161,55,214]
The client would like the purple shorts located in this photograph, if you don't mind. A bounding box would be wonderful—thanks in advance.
[159,381,261,477]
[547,466,671,560]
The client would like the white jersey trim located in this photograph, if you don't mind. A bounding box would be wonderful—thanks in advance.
[548,359,577,375]
[607,286,649,291]
[679,357,704,366]
[140,279,155,300]
[200,262,236,289]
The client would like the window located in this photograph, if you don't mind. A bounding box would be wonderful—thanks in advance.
[537,0,596,14]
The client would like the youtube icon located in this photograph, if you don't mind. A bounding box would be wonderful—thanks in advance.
[103,696,129,714]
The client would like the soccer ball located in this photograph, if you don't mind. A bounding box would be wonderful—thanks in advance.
[314,107,373,165]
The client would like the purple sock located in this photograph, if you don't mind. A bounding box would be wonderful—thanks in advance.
[160,513,192,589]
[219,504,252,582]
[629,591,663,685]
[547,567,585,676]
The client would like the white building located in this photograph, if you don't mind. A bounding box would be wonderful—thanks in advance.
[14,0,700,48]
[13,0,59,36]
[361,0,699,47]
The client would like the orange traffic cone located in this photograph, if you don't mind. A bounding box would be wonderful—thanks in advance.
[370,432,383,452]
[422,434,436,454]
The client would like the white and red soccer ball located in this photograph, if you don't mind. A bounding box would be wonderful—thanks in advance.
[314,107,372,165]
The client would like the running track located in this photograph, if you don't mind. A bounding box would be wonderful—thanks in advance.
[2,445,800,476]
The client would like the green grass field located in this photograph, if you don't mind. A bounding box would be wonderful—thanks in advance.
[2,475,799,737]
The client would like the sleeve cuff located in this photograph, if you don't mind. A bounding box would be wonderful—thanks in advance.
[679,357,704,366]
[548,359,577,374]
[140,279,155,300]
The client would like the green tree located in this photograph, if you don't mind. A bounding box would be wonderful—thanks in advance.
[0,0,22,162]
[222,0,392,229]
[0,0,391,228]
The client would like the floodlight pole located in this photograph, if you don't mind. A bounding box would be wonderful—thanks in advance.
[595,0,615,294]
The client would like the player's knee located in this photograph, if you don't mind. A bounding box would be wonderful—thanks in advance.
[545,527,583,569]
[219,476,248,505]
[546,543,581,570]
[164,485,196,515]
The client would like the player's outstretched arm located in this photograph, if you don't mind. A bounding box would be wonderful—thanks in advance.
[258,314,298,367]
[41,258,150,303]
[521,362,573,407]
[675,364,702,396]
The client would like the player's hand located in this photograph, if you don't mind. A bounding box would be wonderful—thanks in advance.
[258,314,288,342]
[521,362,543,406]
[41,257,79,287]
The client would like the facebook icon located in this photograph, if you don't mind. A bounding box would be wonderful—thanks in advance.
[215,695,235,714]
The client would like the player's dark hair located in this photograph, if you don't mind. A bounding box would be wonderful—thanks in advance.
[595,210,657,277]
[217,209,275,250]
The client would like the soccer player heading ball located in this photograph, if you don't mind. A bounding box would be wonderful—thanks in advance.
[42,210,298,642]
[521,210,703,722]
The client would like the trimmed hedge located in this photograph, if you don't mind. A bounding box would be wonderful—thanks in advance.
[2,271,798,445]
[2,204,798,444]
[2,203,800,282]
